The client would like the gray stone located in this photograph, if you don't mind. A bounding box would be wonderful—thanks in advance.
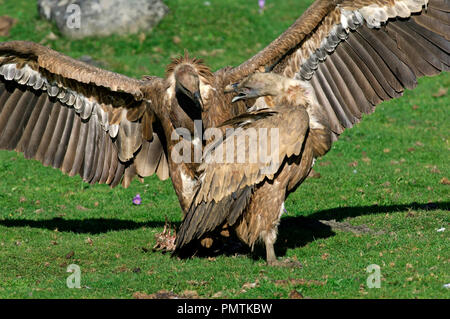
[38,0,168,39]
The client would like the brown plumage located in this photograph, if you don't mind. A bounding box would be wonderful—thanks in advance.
[0,0,448,263]
[173,0,449,264]
[175,73,325,266]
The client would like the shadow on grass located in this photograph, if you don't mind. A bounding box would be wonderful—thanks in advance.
[307,201,449,221]
[0,217,178,234]
[261,201,449,260]
[0,201,447,259]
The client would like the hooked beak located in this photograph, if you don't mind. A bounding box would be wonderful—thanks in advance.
[225,82,260,103]
[193,91,204,110]
[231,88,260,103]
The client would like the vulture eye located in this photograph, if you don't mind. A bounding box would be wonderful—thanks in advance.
[238,87,251,96]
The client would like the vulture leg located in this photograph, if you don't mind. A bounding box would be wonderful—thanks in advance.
[262,208,302,268]
[236,183,302,268]
[263,230,277,265]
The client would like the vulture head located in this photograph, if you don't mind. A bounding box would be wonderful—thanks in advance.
[174,64,204,111]
[226,73,288,103]
[226,72,309,110]
[165,53,215,133]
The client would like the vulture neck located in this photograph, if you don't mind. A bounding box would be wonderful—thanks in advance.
[272,84,308,108]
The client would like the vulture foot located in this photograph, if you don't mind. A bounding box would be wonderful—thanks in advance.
[267,258,302,268]
[153,219,176,252]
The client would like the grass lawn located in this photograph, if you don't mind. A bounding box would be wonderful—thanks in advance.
[0,0,448,299]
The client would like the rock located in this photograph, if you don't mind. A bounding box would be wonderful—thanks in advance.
[38,0,168,39]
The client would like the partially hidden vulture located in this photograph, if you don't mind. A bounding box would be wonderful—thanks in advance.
[0,0,448,264]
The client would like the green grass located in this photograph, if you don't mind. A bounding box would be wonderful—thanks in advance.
[0,0,449,299]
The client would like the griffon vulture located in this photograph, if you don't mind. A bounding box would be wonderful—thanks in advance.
[173,0,449,265]
[0,0,448,262]
[0,45,230,216]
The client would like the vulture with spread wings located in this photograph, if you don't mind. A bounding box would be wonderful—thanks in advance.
[173,0,449,265]
[0,0,448,265]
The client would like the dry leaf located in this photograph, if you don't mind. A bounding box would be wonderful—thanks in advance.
[307,169,321,179]
[65,251,74,259]
[0,16,17,37]
[289,290,304,299]
[182,290,199,298]
[172,36,181,44]
[348,161,358,167]
[432,87,447,97]
[212,291,223,298]
[318,161,331,166]
[242,280,259,290]
[439,177,450,185]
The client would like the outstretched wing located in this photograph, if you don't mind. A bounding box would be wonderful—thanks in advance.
[0,41,169,188]
[223,0,449,140]
[175,106,309,249]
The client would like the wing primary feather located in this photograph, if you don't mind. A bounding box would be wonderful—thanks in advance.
[315,64,353,128]
[0,89,35,149]
[428,0,450,12]
[387,23,441,75]
[34,99,61,164]
[0,81,14,114]
[110,161,125,188]
[412,11,450,40]
[99,135,112,184]
[330,50,373,114]
[82,114,97,181]
[24,96,53,159]
[405,19,450,61]
[53,107,75,169]
[7,91,39,150]
[61,114,81,174]
[91,125,106,184]
[106,146,119,185]
[0,86,24,144]
[87,121,102,183]
[42,104,69,167]
[368,26,421,77]
[389,21,443,69]
[348,32,401,97]
[357,27,417,90]
[324,56,362,120]
[69,117,89,177]
[310,73,344,134]
[16,92,47,153]
[340,41,390,101]
[426,6,450,25]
